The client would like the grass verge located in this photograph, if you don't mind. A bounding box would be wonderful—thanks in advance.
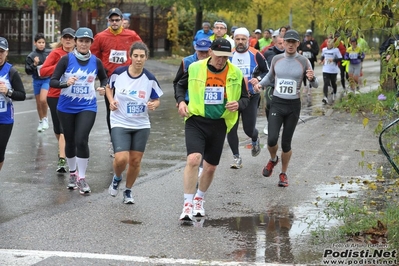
[308,89,399,252]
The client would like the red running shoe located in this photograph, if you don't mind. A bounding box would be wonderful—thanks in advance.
[278,173,289,187]
[262,156,279,177]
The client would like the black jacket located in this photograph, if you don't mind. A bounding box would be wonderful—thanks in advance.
[379,35,399,56]
[25,48,51,79]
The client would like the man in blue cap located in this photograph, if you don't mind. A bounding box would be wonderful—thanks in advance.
[173,38,211,102]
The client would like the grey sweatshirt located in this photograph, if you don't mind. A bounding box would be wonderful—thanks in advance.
[259,52,318,99]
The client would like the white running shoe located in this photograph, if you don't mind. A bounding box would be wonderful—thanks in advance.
[230,155,242,169]
[77,178,91,194]
[37,121,43,132]
[179,202,193,221]
[42,117,49,130]
[193,197,205,217]
[322,97,329,105]
[263,124,268,135]
[108,176,122,197]
[123,189,135,204]
[67,172,78,190]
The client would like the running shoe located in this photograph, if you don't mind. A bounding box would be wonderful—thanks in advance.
[67,172,78,190]
[193,196,205,217]
[77,178,91,194]
[123,189,135,204]
[263,124,268,135]
[251,137,261,157]
[42,117,49,130]
[322,97,328,105]
[262,156,279,177]
[56,157,67,173]
[108,176,122,197]
[179,202,193,221]
[230,155,242,169]
[278,173,289,187]
[37,121,43,132]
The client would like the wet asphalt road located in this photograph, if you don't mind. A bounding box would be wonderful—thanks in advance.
[0,60,384,265]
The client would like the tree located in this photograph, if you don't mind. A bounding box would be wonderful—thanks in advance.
[149,0,249,36]
[11,0,105,30]
[319,0,398,91]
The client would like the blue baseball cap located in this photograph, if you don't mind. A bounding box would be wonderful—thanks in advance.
[194,38,211,51]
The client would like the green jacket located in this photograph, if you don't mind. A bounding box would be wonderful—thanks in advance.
[186,59,243,132]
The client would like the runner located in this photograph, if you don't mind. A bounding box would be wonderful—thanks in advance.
[25,33,50,133]
[106,42,163,204]
[49,27,108,194]
[344,37,365,92]
[40,27,76,173]
[0,37,26,171]
[320,38,342,104]
[255,30,318,187]
[175,38,249,221]
[228,27,267,169]
[91,7,143,157]
[209,20,235,48]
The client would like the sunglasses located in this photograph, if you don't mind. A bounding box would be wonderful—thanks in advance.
[109,19,121,23]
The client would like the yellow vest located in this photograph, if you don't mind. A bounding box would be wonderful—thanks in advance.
[186,59,243,132]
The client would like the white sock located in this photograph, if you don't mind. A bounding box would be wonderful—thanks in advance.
[67,156,77,172]
[76,157,88,179]
[184,194,194,205]
[195,189,205,199]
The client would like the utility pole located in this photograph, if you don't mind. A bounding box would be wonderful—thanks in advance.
[32,0,38,50]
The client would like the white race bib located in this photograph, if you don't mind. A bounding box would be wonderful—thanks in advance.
[303,51,312,59]
[276,78,297,96]
[109,50,128,64]
[204,86,224,104]
[0,98,6,112]
[238,64,250,77]
[126,101,146,117]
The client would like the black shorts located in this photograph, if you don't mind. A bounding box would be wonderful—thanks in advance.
[185,115,227,166]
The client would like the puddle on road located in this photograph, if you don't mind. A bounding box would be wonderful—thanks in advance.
[121,220,143,225]
[195,175,375,264]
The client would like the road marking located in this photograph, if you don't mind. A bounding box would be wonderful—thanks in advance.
[0,249,300,265]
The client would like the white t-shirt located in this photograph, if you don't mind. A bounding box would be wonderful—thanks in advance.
[321,47,342,74]
[108,66,163,129]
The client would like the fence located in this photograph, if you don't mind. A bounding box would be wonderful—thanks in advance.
[0,7,56,54]
[44,13,56,42]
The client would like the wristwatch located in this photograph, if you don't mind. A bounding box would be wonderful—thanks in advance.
[6,89,13,97]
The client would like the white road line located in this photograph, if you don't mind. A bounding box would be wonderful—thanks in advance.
[0,249,300,266]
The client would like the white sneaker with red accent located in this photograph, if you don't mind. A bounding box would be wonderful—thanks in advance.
[179,202,193,221]
[193,197,205,217]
